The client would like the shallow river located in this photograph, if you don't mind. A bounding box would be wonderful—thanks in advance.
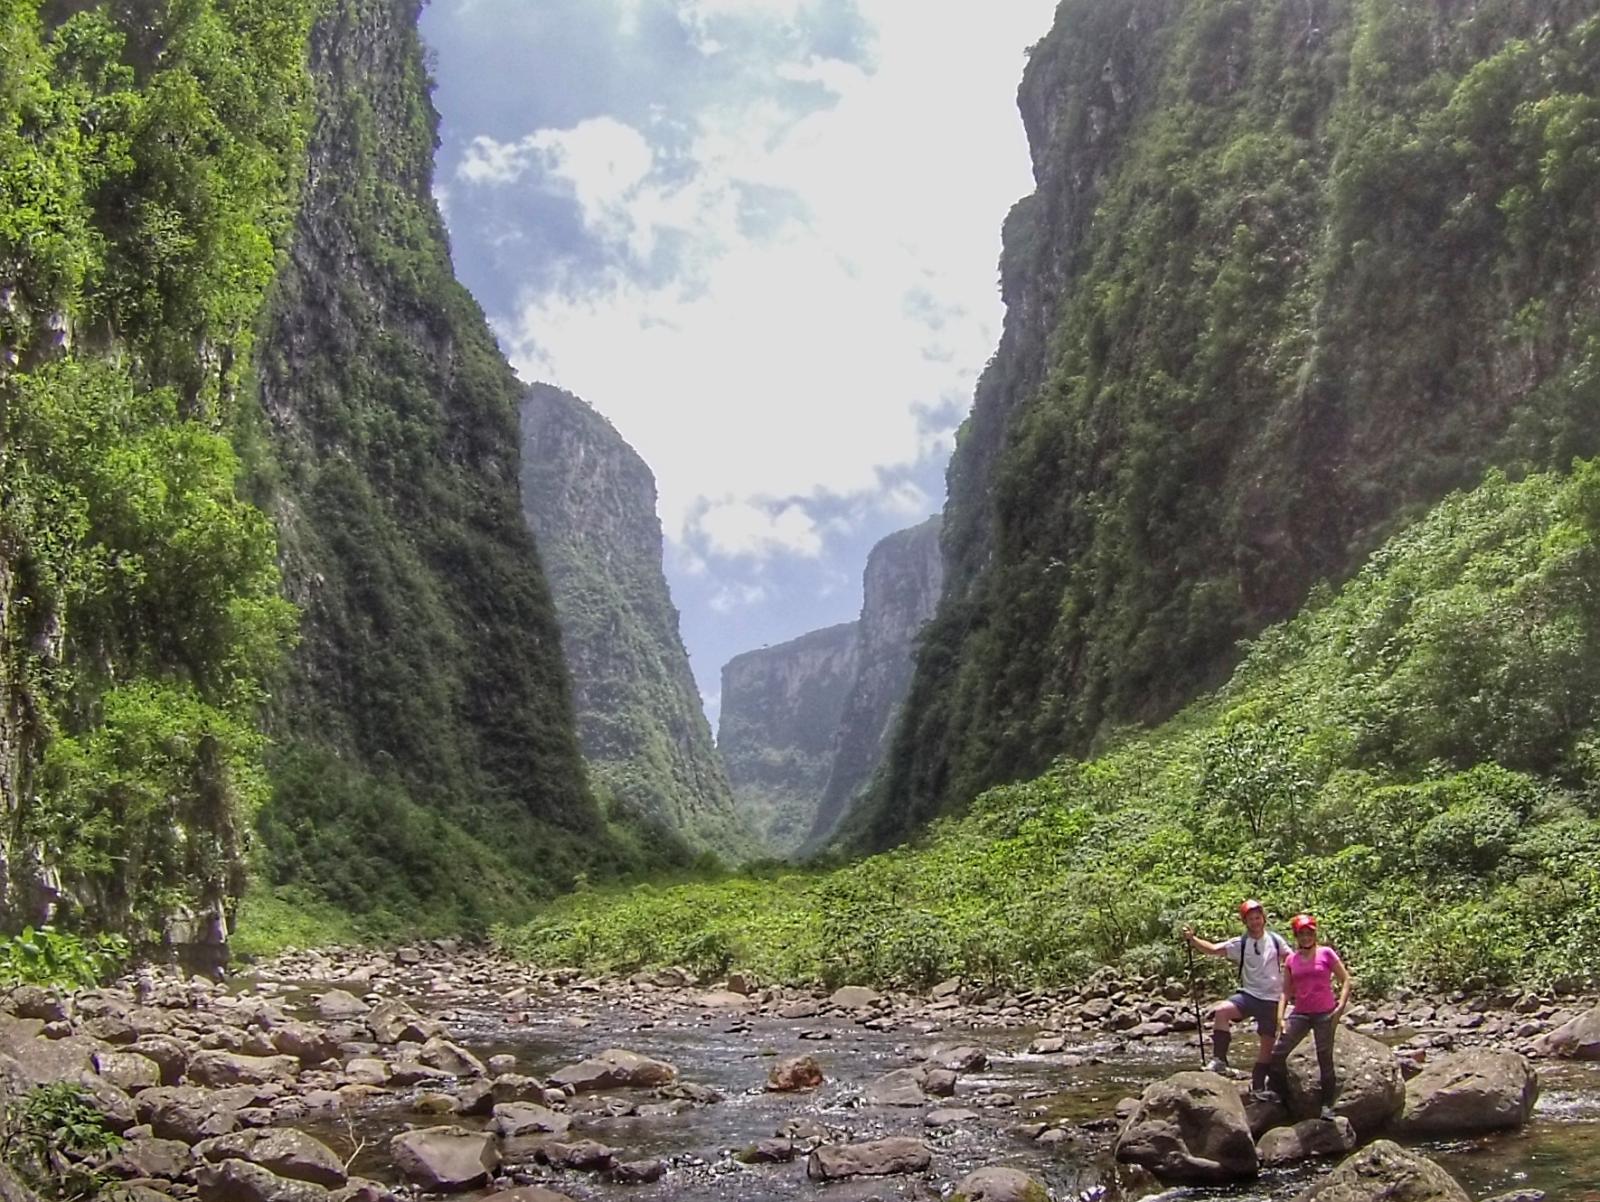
[269,974,1600,1202]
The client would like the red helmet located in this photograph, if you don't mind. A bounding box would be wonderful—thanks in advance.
[1238,899,1264,918]
[1290,913,1318,934]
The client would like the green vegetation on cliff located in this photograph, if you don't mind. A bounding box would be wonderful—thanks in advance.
[1,0,314,936]
[862,0,1600,848]
[498,465,1600,991]
[244,0,636,936]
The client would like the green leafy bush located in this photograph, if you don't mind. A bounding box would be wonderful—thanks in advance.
[0,926,127,989]
[0,1082,122,1200]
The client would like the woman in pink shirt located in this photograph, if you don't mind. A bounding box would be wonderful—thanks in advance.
[1266,913,1352,1120]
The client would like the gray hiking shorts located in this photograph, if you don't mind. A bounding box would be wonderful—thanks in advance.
[1227,991,1280,1035]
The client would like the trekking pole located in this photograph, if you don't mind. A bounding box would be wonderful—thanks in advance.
[1185,937,1208,1066]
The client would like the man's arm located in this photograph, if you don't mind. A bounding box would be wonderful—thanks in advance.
[1181,927,1231,957]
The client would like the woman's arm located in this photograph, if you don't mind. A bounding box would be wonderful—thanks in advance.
[1332,953,1352,1019]
[1277,962,1295,1028]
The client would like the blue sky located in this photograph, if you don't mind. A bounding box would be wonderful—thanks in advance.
[420,0,1058,724]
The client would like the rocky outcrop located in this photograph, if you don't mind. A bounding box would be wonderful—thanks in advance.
[806,515,943,848]
[1289,1139,1472,1202]
[519,384,751,859]
[1282,1029,1404,1137]
[719,623,859,853]
[1113,1070,1258,1183]
[1396,1049,1538,1135]
[856,0,1600,848]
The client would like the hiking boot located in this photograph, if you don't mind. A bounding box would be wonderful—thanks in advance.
[1247,1088,1280,1104]
[1205,1057,1230,1074]
[1319,1105,1337,1121]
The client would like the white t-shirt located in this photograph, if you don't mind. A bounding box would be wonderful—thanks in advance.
[1223,931,1288,1000]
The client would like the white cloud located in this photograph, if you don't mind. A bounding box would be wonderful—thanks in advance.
[879,480,930,517]
[708,581,772,613]
[697,499,823,558]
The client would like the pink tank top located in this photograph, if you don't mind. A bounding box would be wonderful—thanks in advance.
[1284,945,1342,1013]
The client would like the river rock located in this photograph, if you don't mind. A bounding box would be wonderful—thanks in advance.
[390,1127,498,1192]
[366,1001,439,1045]
[1113,1070,1258,1183]
[610,1158,665,1183]
[926,1107,980,1126]
[0,1017,98,1083]
[481,1190,576,1202]
[136,1086,240,1141]
[492,1102,571,1137]
[129,1036,189,1085]
[737,1138,797,1163]
[5,987,67,1022]
[330,1179,400,1202]
[767,1054,824,1091]
[547,1047,673,1091]
[1289,1139,1471,1202]
[188,1050,298,1088]
[95,1049,162,1093]
[341,1058,389,1086]
[864,1068,927,1106]
[534,1139,616,1171]
[950,1166,1050,1202]
[1397,1049,1538,1135]
[196,1128,347,1187]
[197,1158,332,1202]
[1536,1004,1600,1059]
[417,1037,485,1077]
[806,1137,931,1180]
[829,985,882,1010]
[270,1022,340,1066]
[104,1136,196,1181]
[314,991,367,1020]
[1257,1117,1357,1166]
[1283,1027,1403,1136]
[922,1043,988,1072]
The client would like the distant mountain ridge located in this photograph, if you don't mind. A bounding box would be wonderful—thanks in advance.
[519,383,753,860]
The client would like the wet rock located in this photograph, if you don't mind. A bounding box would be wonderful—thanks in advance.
[1536,1004,1600,1059]
[925,1107,980,1126]
[778,999,821,1019]
[313,991,368,1021]
[922,1043,988,1072]
[187,1050,298,1088]
[610,1158,665,1183]
[492,1102,571,1137]
[1029,1034,1066,1054]
[922,1068,957,1097]
[389,1126,499,1192]
[341,1058,389,1087]
[480,1189,576,1202]
[196,1128,347,1187]
[737,1138,797,1163]
[657,1080,723,1105]
[387,1060,451,1087]
[863,1067,927,1106]
[411,1092,457,1114]
[1288,1138,1470,1202]
[1113,1070,1258,1183]
[950,1166,1049,1202]
[1283,1027,1404,1136]
[534,1139,617,1171]
[1397,1049,1538,1135]
[417,1037,485,1077]
[489,1071,546,1102]
[365,1001,440,1045]
[766,1054,824,1091]
[806,1136,932,1180]
[330,1176,400,1202]
[486,1054,518,1076]
[1257,1117,1357,1166]
[547,1048,673,1092]
[270,1022,340,1067]
[454,1078,495,1116]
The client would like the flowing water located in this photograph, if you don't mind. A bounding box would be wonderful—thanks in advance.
[270,974,1600,1202]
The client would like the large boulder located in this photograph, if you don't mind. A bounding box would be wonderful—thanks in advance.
[950,1166,1050,1201]
[136,1086,241,1142]
[389,1127,498,1192]
[416,1038,485,1078]
[1537,1004,1600,1059]
[187,1050,298,1088]
[491,1102,571,1137]
[1284,1027,1403,1136]
[1257,1117,1357,1167]
[1397,1049,1538,1136]
[767,1054,824,1091]
[196,1128,348,1187]
[270,1022,341,1067]
[593,1048,675,1086]
[863,1068,927,1106]
[829,986,882,1010]
[1290,1139,1471,1202]
[1115,1071,1257,1183]
[196,1159,332,1202]
[546,1048,674,1093]
[806,1137,931,1180]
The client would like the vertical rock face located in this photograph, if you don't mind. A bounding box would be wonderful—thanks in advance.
[859,0,1600,849]
[249,0,626,918]
[805,516,943,849]
[718,624,859,854]
[519,384,751,858]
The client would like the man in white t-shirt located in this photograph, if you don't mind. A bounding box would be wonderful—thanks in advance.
[1182,899,1289,1095]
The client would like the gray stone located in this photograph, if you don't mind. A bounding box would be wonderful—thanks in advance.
[806,1137,931,1180]
[863,1067,927,1106]
[950,1166,1050,1202]
[766,1054,824,1091]
[1536,1004,1600,1059]
[534,1139,617,1171]
[492,1102,571,1137]
[1114,1070,1258,1183]
[1257,1117,1358,1166]
[1284,1027,1404,1136]
[186,1050,298,1088]
[104,1137,196,1181]
[196,1128,347,1187]
[1398,1049,1538,1135]
[417,1037,484,1077]
[313,991,367,1020]
[1289,1139,1471,1202]
[95,1050,162,1093]
[196,1159,332,1202]
[828,985,882,1010]
[389,1127,498,1192]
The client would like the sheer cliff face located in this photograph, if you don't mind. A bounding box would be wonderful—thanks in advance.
[250,0,627,915]
[718,624,859,854]
[519,384,751,858]
[859,0,1600,849]
[805,516,944,848]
